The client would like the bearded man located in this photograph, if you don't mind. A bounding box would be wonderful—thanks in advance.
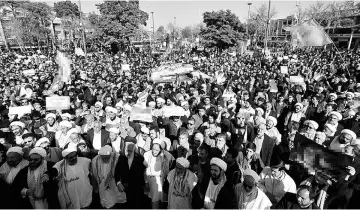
[234,169,272,209]
[167,157,198,209]
[13,147,58,209]
[92,145,126,209]
[0,147,29,208]
[192,157,233,209]
[53,147,93,209]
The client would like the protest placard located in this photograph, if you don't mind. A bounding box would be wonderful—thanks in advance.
[290,133,353,180]
[130,106,153,122]
[280,66,288,74]
[46,96,70,110]
[75,48,85,56]
[269,79,278,93]
[162,106,185,117]
[290,76,305,84]
[9,106,32,115]
[122,64,130,71]
[23,69,36,76]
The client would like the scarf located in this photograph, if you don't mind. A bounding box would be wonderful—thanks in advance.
[172,169,191,198]
[57,160,74,209]
[93,153,118,189]
[0,159,29,184]
[236,183,259,209]
[27,161,47,203]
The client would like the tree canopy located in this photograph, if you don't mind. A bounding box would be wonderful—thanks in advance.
[53,1,80,18]
[93,0,148,46]
[200,9,245,50]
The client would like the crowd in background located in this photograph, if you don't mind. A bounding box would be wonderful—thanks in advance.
[0,45,360,209]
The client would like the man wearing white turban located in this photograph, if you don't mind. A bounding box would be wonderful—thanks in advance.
[53,147,93,209]
[0,147,29,208]
[192,157,233,209]
[13,147,58,209]
[167,157,198,209]
[91,145,126,208]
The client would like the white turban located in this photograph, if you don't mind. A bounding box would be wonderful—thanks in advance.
[98,145,112,156]
[62,147,77,158]
[61,113,72,119]
[156,97,165,104]
[346,92,355,98]
[329,93,337,100]
[6,146,24,156]
[106,107,117,114]
[148,101,156,107]
[324,124,336,133]
[176,157,190,169]
[123,104,132,111]
[180,101,189,107]
[304,120,319,130]
[341,129,357,140]
[330,111,342,121]
[45,113,56,120]
[29,147,47,158]
[108,128,119,134]
[210,157,227,171]
[255,108,264,116]
[141,126,150,134]
[59,121,72,128]
[295,103,303,109]
[115,101,123,108]
[67,128,80,136]
[34,137,50,147]
[266,116,277,126]
[95,101,103,108]
[10,121,25,129]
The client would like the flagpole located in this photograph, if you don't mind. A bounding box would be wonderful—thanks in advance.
[264,0,271,55]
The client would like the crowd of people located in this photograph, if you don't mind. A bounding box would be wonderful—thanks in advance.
[0,44,360,210]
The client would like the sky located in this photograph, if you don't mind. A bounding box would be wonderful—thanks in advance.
[42,0,350,30]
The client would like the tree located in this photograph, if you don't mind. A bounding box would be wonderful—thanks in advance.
[248,3,277,39]
[95,0,148,47]
[181,26,193,39]
[53,1,80,18]
[200,9,245,50]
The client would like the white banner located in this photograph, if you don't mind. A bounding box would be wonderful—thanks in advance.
[46,96,70,110]
[130,106,153,122]
[280,66,288,74]
[122,64,130,71]
[23,69,36,76]
[9,106,32,115]
[75,48,85,56]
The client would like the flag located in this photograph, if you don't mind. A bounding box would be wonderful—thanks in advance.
[288,19,333,47]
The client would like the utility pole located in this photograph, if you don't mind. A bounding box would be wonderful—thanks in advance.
[0,18,9,51]
[78,0,87,56]
[264,0,271,52]
[151,12,155,42]
[246,2,252,39]
[174,17,176,42]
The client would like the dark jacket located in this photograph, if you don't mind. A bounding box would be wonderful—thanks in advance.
[114,153,146,208]
[251,134,276,166]
[86,129,110,151]
[11,161,59,209]
[273,192,320,209]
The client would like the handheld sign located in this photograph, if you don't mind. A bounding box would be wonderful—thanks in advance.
[46,96,70,110]
[122,64,130,71]
[130,106,152,123]
[280,66,288,74]
[269,80,278,93]
[9,106,32,115]
[23,69,36,76]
